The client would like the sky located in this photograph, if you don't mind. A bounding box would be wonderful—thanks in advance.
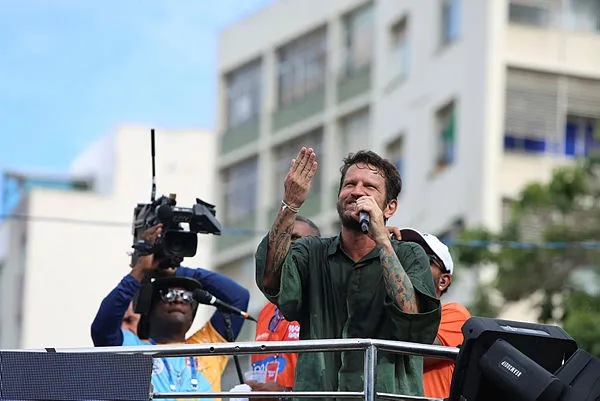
[0,0,273,210]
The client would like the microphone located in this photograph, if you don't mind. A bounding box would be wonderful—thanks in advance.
[359,211,369,234]
[193,289,257,322]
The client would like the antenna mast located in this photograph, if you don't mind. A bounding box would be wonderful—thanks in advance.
[150,128,157,202]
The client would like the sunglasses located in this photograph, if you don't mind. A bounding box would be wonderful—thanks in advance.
[159,289,194,304]
[428,254,448,273]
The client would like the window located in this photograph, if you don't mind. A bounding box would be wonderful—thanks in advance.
[504,69,560,154]
[341,109,370,156]
[274,130,324,202]
[386,136,405,177]
[277,28,327,108]
[441,0,461,46]
[226,60,262,129]
[504,69,600,155]
[565,116,600,157]
[222,157,258,224]
[509,0,599,31]
[435,101,457,169]
[567,0,600,32]
[508,1,552,27]
[342,3,374,76]
[389,17,409,80]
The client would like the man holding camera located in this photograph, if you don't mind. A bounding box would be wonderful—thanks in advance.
[92,224,251,400]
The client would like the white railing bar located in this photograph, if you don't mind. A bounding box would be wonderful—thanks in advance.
[364,344,378,401]
[6,338,459,360]
[374,339,459,360]
[152,391,444,400]
[376,394,444,401]
[153,390,364,399]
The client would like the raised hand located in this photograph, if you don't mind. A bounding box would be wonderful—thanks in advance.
[283,147,318,209]
[263,147,318,292]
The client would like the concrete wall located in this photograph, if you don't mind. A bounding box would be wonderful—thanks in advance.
[506,25,600,78]
[377,0,508,235]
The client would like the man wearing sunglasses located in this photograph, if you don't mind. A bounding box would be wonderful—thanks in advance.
[399,228,471,400]
[92,224,250,401]
[248,216,321,399]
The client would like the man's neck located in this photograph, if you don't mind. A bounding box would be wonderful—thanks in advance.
[149,328,186,344]
[341,227,377,262]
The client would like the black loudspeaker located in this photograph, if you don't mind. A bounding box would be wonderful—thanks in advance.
[448,317,578,401]
[0,351,153,401]
[555,349,600,401]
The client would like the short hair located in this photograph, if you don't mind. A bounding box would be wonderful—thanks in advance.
[338,150,402,204]
[295,215,321,236]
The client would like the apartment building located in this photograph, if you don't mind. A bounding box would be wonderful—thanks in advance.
[214,0,600,328]
[0,126,217,349]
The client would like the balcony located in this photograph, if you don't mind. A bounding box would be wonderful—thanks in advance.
[220,119,260,155]
[271,90,325,133]
[337,65,371,104]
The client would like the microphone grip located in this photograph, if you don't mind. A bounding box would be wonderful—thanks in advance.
[359,211,369,234]
[193,289,257,322]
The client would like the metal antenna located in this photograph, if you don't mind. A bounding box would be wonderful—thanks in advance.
[150,128,157,202]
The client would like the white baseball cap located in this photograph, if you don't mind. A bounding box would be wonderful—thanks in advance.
[399,228,454,275]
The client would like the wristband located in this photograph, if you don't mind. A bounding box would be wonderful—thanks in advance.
[281,199,300,213]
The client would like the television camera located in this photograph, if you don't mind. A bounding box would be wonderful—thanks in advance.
[130,128,222,269]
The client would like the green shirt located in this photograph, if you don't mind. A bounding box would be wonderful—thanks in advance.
[255,234,441,400]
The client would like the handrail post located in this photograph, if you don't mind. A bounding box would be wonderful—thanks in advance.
[364,344,377,401]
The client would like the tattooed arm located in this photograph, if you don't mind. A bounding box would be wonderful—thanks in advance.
[262,205,298,293]
[354,196,419,314]
[379,241,419,314]
[262,147,318,294]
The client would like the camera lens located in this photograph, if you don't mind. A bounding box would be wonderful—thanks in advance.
[162,230,198,258]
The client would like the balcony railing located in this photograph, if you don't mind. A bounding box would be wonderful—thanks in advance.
[12,338,459,400]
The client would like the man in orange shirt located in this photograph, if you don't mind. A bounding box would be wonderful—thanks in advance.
[247,216,320,398]
[400,228,471,399]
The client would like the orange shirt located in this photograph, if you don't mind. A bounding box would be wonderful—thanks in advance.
[251,302,300,389]
[423,302,471,399]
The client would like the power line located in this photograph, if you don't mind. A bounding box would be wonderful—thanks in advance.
[0,214,130,227]
[0,214,259,235]
[2,214,600,249]
[447,240,600,250]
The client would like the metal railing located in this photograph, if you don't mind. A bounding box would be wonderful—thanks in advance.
[22,338,459,401]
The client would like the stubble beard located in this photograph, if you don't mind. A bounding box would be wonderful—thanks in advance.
[337,198,363,233]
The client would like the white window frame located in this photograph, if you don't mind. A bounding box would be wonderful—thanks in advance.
[222,158,258,223]
[389,17,409,82]
[226,61,262,129]
[441,0,461,46]
[342,3,374,76]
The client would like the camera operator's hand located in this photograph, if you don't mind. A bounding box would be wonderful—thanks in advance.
[130,224,165,282]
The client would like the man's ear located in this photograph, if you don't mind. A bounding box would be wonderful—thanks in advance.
[384,199,398,220]
[439,273,452,291]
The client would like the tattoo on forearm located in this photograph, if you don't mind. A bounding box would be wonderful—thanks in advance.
[379,246,419,314]
[264,208,295,291]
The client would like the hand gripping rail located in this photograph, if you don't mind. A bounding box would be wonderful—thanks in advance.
[20,338,459,401]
